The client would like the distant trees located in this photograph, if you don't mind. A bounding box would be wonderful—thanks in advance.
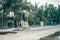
[28,2,60,25]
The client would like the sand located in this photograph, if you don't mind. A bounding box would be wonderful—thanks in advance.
[0,25,60,40]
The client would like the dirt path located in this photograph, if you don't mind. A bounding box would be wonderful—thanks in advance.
[0,25,60,40]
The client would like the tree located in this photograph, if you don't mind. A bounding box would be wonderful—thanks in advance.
[0,0,31,28]
[58,5,60,24]
[46,4,56,24]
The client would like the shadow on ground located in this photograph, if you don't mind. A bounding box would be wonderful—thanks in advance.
[39,31,60,40]
[0,31,17,35]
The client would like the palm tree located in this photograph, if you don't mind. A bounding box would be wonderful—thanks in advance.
[58,5,60,24]
[47,4,55,24]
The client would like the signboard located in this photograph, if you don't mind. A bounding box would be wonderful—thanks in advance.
[40,21,44,26]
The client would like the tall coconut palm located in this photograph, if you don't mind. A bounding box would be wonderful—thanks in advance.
[47,4,56,24]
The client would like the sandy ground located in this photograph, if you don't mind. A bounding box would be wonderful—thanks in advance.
[0,25,60,40]
[40,31,60,40]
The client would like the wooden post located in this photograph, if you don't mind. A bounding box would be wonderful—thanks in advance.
[22,23,27,30]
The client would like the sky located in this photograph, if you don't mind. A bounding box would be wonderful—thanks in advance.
[27,0,60,7]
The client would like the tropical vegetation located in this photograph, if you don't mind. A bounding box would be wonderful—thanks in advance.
[0,0,60,29]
